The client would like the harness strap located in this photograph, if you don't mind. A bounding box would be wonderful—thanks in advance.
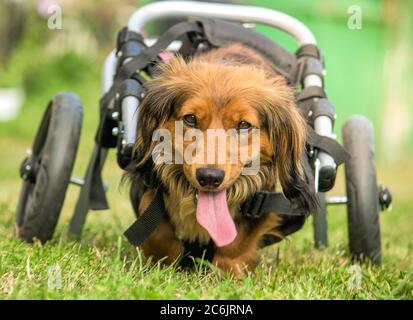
[116,21,202,82]
[242,191,306,219]
[307,126,350,165]
[101,21,203,107]
[124,188,307,249]
[198,18,297,83]
[297,86,326,101]
[124,187,165,247]
[116,27,144,51]
[296,44,321,60]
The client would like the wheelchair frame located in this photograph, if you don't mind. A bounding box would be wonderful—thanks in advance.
[16,1,391,265]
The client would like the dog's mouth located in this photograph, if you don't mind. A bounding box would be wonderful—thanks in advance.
[194,189,237,247]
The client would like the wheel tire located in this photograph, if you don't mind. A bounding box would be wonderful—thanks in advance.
[16,92,83,243]
[313,192,328,248]
[343,115,381,265]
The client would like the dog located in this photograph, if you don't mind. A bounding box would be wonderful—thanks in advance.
[128,43,316,278]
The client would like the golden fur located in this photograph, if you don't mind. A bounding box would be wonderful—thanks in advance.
[129,43,315,278]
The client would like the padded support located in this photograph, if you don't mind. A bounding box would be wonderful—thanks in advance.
[296,44,321,59]
[198,18,298,83]
[116,28,146,69]
[309,98,336,124]
[117,78,145,102]
[302,57,324,80]
[117,27,144,50]
[295,44,324,85]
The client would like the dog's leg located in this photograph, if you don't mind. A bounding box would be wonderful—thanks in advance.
[138,189,184,263]
[212,213,282,279]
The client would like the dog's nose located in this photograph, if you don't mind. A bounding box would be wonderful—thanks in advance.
[196,168,225,188]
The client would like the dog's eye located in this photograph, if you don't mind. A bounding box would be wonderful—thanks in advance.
[237,120,252,130]
[183,114,197,127]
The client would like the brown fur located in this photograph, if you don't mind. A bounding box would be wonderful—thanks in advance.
[129,43,315,278]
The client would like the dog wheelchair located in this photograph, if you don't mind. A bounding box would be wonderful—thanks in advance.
[16,1,392,265]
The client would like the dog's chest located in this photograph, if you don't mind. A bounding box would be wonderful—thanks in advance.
[170,209,211,245]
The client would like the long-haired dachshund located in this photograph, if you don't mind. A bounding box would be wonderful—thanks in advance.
[129,43,315,278]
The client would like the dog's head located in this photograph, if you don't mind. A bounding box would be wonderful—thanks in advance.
[132,55,315,245]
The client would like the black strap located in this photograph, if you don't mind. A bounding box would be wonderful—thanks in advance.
[124,187,165,247]
[297,86,326,102]
[69,146,109,238]
[116,27,144,51]
[296,44,321,59]
[242,191,307,219]
[198,18,297,84]
[124,187,305,247]
[101,21,203,107]
[116,21,202,82]
[295,45,324,86]
[307,126,350,165]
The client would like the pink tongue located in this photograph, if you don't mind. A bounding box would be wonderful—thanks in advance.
[196,190,237,247]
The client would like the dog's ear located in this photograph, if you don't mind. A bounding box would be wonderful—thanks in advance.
[133,57,190,170]
[258,80,317,213]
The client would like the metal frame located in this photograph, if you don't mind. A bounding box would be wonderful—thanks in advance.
[103,0,320,94]
[127,1,317,44]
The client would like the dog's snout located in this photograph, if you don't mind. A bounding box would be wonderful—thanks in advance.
[196,168,225,188]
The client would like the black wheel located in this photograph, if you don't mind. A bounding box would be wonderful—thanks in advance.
[342,115,381,265]
[313,192,328,248]
[16,92,83,243]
